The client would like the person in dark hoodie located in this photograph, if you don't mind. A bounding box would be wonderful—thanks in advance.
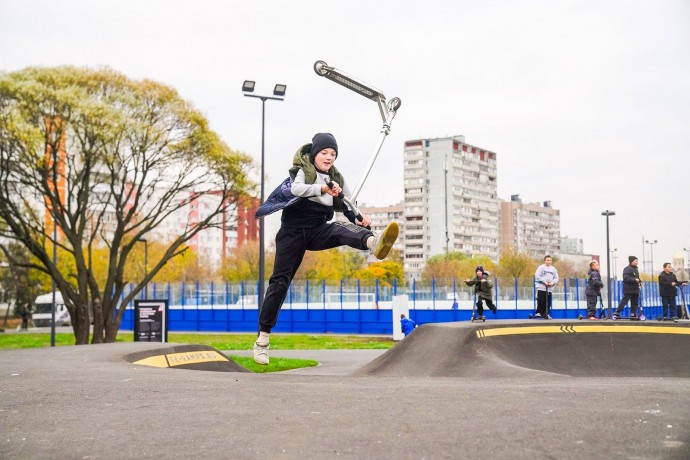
[613,256,642,319]
[585,260,604,320]
[252,133,399,365]
[465,266,497,320]
[658,263,688,319]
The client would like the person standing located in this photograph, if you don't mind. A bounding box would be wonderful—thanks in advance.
[535,255,559,319]
[658,263,688,320]
[464,266,497,320]
[585,260,604,320]
[613,256,642,319]
[20,303,31,330]
[400,314,417,337]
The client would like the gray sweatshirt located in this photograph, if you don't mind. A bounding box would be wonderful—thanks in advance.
[291,168,352,207]
[535,264,559,291]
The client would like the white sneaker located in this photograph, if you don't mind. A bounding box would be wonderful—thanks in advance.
[535,313,542,318]
[253,341,270,365]
[370,221,399,260]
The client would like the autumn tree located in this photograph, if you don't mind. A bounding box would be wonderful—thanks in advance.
[293,248,365,284]
[421,252,495,284]
[355,260,404,287]
[496,247,539,285]
[0,66,253,344]
[219,240,275,283]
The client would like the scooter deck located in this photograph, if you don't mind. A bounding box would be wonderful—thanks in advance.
[528,315,552,320]
[612,316,646,321]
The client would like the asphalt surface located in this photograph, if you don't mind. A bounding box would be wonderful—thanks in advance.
[1,321,690,459]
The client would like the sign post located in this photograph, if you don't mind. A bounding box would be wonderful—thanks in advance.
[134,300,168,342]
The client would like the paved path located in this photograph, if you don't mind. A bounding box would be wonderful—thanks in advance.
[1,337,689,459]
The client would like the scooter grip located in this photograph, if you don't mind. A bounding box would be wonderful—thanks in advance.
[327,181,371,230]
[326,180,345,199]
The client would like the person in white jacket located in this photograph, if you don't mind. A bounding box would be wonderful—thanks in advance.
[535,255,559,319]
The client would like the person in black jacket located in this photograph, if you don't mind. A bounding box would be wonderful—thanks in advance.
[251,133,399,365]
[658,263,688,319]
[585,260,604,319]
[613,256,642,319]
[465,266,497,320]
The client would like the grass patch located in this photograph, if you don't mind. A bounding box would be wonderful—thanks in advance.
[228,355,318,373]
[0,333,131,349]
[166,333,395,351]
[0,332,394,351]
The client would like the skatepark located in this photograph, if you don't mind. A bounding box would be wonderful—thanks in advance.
[2,319,690,459]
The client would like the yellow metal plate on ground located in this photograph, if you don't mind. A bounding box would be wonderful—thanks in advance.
[476,325,690,338]
[133,350,229,368]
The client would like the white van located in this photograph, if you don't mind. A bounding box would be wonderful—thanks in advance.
[32,292,71,327]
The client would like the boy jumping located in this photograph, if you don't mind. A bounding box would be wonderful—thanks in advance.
[253,133,399,364]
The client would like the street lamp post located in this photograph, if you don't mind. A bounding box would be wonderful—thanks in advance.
[601,210,615,319]
[242,81,286,308]
[683,247,690,282]
[645,239,658,278]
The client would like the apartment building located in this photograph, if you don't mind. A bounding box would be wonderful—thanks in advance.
[499,195,560,258]
[403,136,499,281]
[162,192,259,267]
[359,202,405,260]
[560,236,584,255]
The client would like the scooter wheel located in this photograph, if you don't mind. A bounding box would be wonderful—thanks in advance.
[314,60,329,76]
[388,97,402,111]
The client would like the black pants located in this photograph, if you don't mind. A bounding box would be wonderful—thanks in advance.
[586,295,599,317]
[475,297,495,316]
[615,294,639,316]
[661,296,677,318]
[258,222,372,333]
[536,290,552,316]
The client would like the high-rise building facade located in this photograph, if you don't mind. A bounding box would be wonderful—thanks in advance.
[403,136,499,280]
[560,236,584,255]
[359,202,405,260]
[499,195,560,258]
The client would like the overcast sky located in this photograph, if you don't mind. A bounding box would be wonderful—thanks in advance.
[1,0,689,276]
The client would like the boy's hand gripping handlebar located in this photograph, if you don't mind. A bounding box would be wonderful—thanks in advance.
[327,181,371,230]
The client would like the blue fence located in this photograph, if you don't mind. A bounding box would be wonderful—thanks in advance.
[120,278,689,334]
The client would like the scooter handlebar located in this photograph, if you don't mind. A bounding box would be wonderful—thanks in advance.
[326,181,370,229]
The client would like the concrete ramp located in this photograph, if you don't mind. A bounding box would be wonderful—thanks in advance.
[355,321,690,378]
[124,344,250,373]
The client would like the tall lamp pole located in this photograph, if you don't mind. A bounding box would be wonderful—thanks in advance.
[683,247,690,282]
[601,210,615,319]
[645,239,658,278]
[242,81,286,308]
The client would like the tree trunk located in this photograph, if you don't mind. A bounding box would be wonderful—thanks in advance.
[104,321,119,343]
[91,301,104,344]
[73,304,90,345]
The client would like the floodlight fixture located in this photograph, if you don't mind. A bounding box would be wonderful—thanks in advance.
[242,80,256,93]
[273,84,287,97]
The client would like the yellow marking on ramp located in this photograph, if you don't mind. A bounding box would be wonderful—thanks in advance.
[133,351,228,368]
[133,355,169,368]
[476,325,690,338]
[165,351,228,367]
